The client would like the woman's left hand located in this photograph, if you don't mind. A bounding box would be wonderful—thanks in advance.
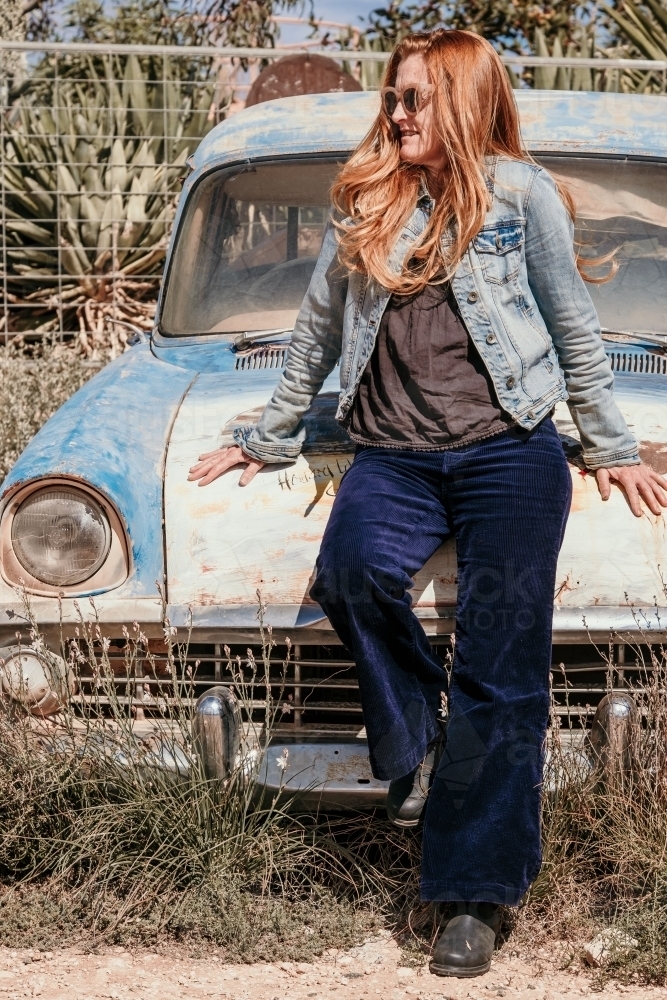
[596,463,667,517]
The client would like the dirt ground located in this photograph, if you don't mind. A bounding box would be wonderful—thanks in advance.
[0,933,662,1000]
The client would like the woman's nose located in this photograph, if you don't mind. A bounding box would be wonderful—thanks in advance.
[391,102,407,125]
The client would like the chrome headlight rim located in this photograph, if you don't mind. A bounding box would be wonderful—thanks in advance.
[0,643,76,717]
[11,485,113,587]
[0,478,129,597]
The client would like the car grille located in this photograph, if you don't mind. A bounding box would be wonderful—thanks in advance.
[232,344,663,376]
[605,346,667,376]
[73,638,645,733]
[234,346,287,370]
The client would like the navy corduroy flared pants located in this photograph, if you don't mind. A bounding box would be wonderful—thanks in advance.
[310,419,572,905]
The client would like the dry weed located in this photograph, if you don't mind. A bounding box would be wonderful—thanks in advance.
[0,598,389,956]
[0,344,96,481]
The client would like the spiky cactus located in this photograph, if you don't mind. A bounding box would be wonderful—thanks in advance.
[1,53,219,354]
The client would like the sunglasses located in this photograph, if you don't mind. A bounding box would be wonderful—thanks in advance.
[380,85,433,117]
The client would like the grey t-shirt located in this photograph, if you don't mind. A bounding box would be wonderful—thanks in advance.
[346,281,513,451]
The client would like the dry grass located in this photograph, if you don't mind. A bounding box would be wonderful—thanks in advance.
[1,355,667,977]
[0,601,391,958]
[516,627,667,985]
[0,344,96,482]
[2,601,667,980]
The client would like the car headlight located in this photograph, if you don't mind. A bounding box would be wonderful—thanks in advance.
[0,645,75,716]
[11,486,112,586]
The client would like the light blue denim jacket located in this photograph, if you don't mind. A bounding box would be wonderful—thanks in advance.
[243,156,639,470]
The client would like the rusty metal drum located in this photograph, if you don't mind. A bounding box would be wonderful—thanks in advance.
[245,54,362,107]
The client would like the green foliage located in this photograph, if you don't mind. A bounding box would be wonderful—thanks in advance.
[603,0,667,60]
[362,0,667,95]
[63,0,308,48]
[531,26,622,91]
[533,17,667,93]
[363,0,584,51]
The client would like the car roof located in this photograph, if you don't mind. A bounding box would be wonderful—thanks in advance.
[194,90,667,171]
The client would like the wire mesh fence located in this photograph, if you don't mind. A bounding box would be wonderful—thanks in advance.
[1,41,666,352]
[0,43,229,354]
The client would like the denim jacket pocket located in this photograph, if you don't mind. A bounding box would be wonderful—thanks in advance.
[473,222,524,286]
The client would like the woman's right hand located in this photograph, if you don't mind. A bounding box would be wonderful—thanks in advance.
[188,446,266,487]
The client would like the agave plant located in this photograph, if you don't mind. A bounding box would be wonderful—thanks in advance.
[532,13,667,94]
[1,52,220,354]
[532,28,600,90]
[602,0,667,75]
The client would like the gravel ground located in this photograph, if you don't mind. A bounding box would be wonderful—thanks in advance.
[0,933,661,1000]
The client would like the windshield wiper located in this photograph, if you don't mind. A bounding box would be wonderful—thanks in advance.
[601,328,667,352]
[234,328,293,349]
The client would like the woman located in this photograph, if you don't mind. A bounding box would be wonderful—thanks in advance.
[190,30,667,978]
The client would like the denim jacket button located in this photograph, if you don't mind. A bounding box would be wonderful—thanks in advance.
[495,234,503,250]
[527,411,535,419]
[506,376,515,389]
[486,333,496,344]
[467,291,478,303]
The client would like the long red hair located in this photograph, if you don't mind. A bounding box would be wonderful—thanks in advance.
[331,30,582,295]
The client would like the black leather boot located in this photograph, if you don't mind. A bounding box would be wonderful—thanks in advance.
[429,902,501,977]
[386,736,442,828]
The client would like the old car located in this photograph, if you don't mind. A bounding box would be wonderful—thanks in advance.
[1,89,667,803]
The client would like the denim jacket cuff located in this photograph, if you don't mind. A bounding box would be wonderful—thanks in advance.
[235,426,300,465]
[583,448,640,470]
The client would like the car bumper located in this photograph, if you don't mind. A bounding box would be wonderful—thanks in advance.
[4,598,667,645]
[254,737,389,809]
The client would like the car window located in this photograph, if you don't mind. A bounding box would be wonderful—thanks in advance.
[540,156,667,338]
[160,159,341,337]
[160,154,667,340]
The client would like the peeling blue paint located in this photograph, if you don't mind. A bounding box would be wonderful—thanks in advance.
[193,91,667,172]
[0,346,193,597]
[151,335,238,373]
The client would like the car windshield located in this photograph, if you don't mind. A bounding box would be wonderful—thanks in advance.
[160,159,340,337]
[160,154,667,339]
[540,155,667,339]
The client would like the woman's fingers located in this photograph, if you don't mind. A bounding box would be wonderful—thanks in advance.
[188,446,243,484]
[196,448,228,462]
[636,476,666,516]
[623,479,644,518]
[647,467,667,502]
[188,458,217,477]
[595,464,667,517]
[187,445,266,487]
[596,468,611,501]
[189,447,240,474]
[622,467,666,516]
[193,457,237,486]
[239,459,264,487]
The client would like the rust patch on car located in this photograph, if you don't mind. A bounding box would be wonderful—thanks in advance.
[325,754,374,782]
[638,441,667,473]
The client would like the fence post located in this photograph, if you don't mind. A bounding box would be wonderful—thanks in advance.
[55,52,63,344]
[0,55,8,345]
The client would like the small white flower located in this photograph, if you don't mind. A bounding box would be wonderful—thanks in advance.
[276,748,289,772]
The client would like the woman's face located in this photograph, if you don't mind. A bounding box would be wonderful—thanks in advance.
[391,53,444,176]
